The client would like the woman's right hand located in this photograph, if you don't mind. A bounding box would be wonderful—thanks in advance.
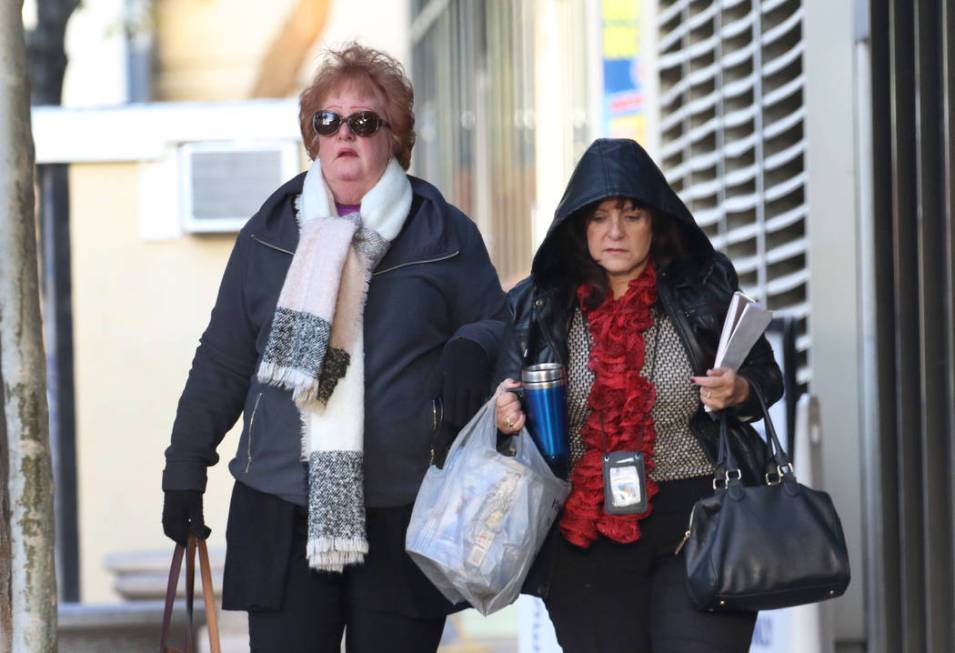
[495,378,526,435]
[161,489,211,547]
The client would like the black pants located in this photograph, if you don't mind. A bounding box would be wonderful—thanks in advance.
[543,476,756,653]
[222,482,454,653]
[247,540,447,653]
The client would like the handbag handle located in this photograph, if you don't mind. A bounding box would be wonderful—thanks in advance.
[159,536,222,653]
[715,383,794,487]
[749,382,792,473]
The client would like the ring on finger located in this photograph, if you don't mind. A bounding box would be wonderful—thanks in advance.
[504,417,514,429]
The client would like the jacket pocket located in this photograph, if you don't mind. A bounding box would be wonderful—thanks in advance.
[244,392,264,473]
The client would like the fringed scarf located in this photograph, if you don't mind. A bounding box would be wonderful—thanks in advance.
[257,158,412,571]
[559,262,659,548]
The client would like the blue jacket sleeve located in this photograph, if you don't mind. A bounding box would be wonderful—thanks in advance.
[447,218,508,359]
[162,231,259,492]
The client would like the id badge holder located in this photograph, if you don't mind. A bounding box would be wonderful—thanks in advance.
[602,451,648,515]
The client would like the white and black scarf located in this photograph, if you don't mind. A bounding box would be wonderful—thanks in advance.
[258,158,411,571]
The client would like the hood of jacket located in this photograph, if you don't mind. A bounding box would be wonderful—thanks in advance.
[531,138,714,285]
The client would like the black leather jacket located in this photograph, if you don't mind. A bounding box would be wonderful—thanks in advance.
[499,138,785,599]
[494,138,784,486]
[494,251,783,485]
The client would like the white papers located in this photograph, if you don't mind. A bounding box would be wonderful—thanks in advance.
[714,291,773,371]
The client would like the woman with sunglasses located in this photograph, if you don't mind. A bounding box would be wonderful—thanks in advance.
[161,43,506,652]
[494,138,783,652]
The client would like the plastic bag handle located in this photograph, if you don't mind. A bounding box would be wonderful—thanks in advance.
[435,399,498,470]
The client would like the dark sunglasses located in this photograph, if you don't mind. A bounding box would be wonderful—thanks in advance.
[312,110,389,137]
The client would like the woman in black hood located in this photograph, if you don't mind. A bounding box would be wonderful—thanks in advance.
[493,138,783,652]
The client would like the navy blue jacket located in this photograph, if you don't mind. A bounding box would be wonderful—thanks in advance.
[163,172,506,507]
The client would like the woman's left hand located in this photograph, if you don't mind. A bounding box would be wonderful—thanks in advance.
[692,368,749,411]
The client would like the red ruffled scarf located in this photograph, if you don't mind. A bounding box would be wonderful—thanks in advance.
[559,263,659,548]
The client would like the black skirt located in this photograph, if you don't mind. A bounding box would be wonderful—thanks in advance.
[221,480,465,618]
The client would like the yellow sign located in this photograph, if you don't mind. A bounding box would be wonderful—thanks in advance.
[609,114,646,144]
[603,26,639,58]
[603,0,639,21]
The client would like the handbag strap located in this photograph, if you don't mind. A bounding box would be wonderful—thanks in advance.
[160,542,186,652]
[749,383,793,472]
[197,539,222,653]
[714,383,794,488]
[185,538,196,653]
[159,537,222,653]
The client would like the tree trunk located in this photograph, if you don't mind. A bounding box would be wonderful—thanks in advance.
[28,0,83,603]
[0,1,59,651]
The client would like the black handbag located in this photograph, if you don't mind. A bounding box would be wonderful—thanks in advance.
[679,386,851,612]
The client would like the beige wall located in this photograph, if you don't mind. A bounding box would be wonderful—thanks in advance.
[156,0,295,101]
[71,162,238,602]
[156,0,410,102]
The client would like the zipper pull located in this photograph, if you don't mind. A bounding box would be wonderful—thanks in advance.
[674,529,691,555]
[674,504,697,555]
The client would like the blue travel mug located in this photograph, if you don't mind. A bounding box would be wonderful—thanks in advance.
[521,363,569,476]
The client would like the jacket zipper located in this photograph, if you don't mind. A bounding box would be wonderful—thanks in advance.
[429,397,444,465]
[372,250,460,277]
[245,392,263,473]
[533,297,566,366]
[656,273,719,465]
[656,273,706,375]
[250,234,294,256]
[250,233,460,276]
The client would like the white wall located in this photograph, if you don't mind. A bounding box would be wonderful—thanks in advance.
[63,0,130,106]
[803,0,866,644]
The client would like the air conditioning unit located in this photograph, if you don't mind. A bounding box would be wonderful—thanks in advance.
[178,140,301,233]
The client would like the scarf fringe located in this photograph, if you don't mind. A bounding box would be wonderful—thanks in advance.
[257,363,323,405]
[306,537,370,572]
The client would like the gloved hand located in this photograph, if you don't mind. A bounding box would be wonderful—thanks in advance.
[162,489,212,547]
[439,339,492,428]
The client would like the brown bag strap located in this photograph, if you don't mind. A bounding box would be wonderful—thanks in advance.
[159,537,222,653]
[196,539,222,653]
[184,538,196,653]
[160,543,186,652]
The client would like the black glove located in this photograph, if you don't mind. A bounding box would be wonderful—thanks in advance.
[439,339,492,428]
[162,489,212,547]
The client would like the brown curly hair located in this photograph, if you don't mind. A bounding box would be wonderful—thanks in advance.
[299,42,415,170]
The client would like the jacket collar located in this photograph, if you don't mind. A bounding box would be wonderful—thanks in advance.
[248,173,462,270]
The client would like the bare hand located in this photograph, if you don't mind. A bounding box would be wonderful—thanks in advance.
[495,378,526,435]
[692,368,749,411]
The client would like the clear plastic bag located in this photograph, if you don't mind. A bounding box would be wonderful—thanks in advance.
[406,400,571,615]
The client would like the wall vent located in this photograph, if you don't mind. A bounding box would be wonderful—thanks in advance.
[178,141,299,233]
[656,0,809,385]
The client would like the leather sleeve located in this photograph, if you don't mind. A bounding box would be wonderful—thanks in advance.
[492,278,535,389]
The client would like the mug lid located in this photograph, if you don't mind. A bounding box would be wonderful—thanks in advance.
[522,363,564,384]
